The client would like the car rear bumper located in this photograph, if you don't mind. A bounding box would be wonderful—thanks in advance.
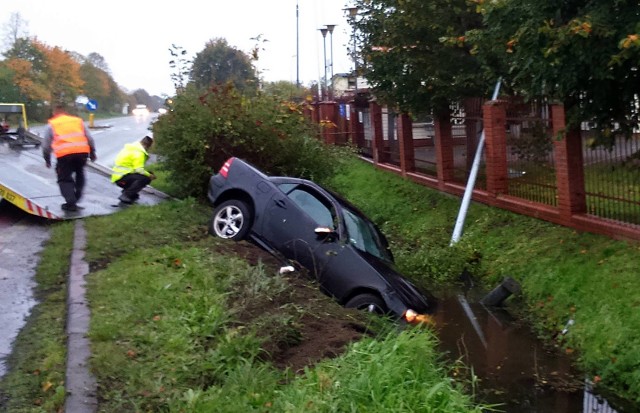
[207,174,226,204]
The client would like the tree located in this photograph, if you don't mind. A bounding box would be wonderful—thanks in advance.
[469,0,640,143]
[350,0,486,115]
[3,38,83,105]
[261,80,311,102]
[0,64,22,102]
[80,62,110,101]
[86,52,110,73]
[190,38,258,94]
[4,38,48,101]
[1,12,29,52]
[34,40,84,104]
[169,44,191,93]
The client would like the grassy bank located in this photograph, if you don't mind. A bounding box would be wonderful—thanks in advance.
[328,158,640,405]
[82,199,486,412]
[0,198,487,412]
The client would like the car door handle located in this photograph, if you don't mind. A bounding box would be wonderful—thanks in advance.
[274,199,286,208]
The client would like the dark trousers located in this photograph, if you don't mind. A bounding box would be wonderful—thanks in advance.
[56,153,88,205]
[115,173,151,200]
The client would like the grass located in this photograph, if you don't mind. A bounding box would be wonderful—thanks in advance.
[81,198,486,412]
[0,222,74,412]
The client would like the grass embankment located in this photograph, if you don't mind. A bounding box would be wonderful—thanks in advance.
[328,158,640,405]
[0,199,487,412]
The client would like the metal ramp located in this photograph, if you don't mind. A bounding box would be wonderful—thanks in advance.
[1,129,42,149]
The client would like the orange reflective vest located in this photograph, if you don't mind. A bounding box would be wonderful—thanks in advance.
[48,114,90,158]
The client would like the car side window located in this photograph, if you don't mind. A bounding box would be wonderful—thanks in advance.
[285,187,335,228]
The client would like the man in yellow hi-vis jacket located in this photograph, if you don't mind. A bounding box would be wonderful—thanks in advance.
[111,135,156,204]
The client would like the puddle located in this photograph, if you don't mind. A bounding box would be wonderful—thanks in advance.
[432,293,623,412]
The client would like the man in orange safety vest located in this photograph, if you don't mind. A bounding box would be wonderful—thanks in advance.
[42,104,97,212]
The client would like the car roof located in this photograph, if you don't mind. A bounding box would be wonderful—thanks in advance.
[232,157,373,220]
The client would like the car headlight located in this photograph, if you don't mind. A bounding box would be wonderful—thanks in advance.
[404,309,434,325]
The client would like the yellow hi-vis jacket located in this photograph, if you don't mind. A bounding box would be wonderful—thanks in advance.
[111,141,151,182]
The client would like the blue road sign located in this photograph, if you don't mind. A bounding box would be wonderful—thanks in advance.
[86,99,98,112]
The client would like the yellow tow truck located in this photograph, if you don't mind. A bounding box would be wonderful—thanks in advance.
[0,103,41,148]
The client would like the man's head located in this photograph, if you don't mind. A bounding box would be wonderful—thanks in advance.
[141,135,154,150]
[52,104,66,116]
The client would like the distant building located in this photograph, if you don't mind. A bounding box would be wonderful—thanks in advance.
[330,73,369,100]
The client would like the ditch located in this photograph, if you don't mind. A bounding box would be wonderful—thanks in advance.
[431,283,627,412]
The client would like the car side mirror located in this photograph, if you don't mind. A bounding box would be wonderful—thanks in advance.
[315,226,337,241]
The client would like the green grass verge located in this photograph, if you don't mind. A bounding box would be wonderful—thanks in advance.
[81,199,486,412]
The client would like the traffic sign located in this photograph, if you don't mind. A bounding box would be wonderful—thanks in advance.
[86,99,98,112]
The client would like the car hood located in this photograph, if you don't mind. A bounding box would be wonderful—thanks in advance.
[354,248,435,314]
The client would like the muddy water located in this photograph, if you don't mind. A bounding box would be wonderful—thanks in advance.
[432,294,621,412]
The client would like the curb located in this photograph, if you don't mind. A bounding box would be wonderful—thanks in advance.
[64,221,97,413]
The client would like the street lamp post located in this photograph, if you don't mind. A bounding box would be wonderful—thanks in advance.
[325,25,336,79]
[319,28,329,101]
[325,24,336,100]
[296,0,300,88]
[345,7,359,93]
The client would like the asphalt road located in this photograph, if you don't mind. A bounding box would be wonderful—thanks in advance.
[0,113,161,378]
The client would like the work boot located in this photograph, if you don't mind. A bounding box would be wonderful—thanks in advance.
[118,194,134,204]
[61,203,78,212]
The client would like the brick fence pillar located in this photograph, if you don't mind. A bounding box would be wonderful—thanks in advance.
[484,100,508,196]
[434,113,454,188]
[348,104,364,148]
[551,104,586,218]
[397,113,415,174]
[370,101,387,164]
[318,102,338,145]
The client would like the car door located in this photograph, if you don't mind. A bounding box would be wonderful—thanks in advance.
[263,183,341,278]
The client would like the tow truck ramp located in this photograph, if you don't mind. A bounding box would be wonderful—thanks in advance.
[0,134,168,220]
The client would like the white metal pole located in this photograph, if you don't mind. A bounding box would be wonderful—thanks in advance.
[450,79,502,246]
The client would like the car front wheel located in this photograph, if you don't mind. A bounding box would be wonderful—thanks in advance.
[210,200,252,241]
[345,293,387,315]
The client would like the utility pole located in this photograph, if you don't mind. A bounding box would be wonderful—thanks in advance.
[296,0,300,88]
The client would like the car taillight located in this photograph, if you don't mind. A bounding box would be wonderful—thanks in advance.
[219,157,235,178]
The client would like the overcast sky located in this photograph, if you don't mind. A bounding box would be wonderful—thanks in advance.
[1,0,357,97]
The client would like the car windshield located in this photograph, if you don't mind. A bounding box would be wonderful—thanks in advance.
[342,207,393,263]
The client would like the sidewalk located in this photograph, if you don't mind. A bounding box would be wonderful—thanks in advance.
[64,221,96,413]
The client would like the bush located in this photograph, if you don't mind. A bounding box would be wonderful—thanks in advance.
[151,84,352,199]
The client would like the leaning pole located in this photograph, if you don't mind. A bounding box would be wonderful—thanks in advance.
[450,78,502,246]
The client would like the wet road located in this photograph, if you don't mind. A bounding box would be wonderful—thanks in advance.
[0,202,48,377]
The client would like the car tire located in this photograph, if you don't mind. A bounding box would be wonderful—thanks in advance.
[345,293,387,314]
[210,199,252,241]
